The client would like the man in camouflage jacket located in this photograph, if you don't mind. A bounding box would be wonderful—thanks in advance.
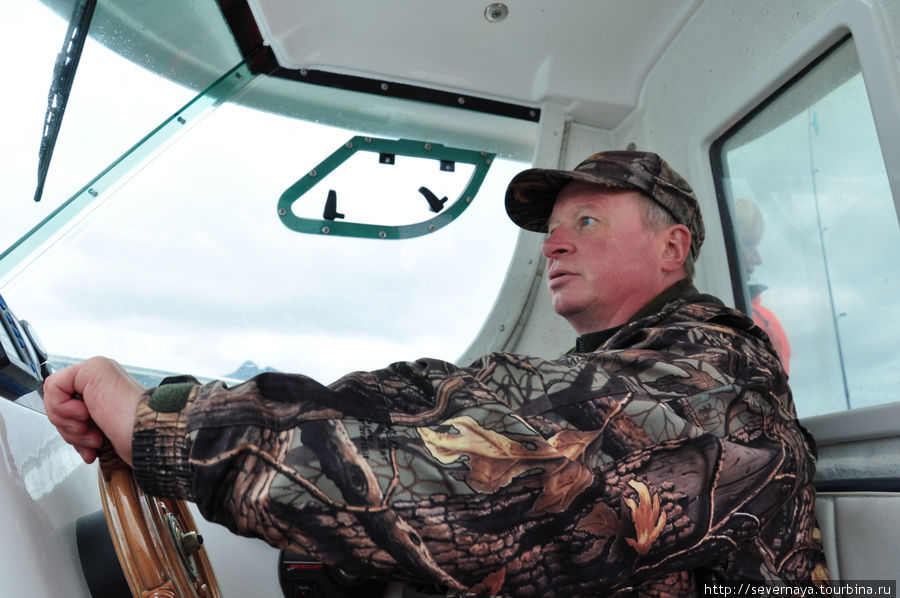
[46,151,829,596]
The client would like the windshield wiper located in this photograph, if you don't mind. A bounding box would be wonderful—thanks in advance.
[33,0,97,203]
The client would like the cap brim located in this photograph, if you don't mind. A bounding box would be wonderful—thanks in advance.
[505,168,637,232]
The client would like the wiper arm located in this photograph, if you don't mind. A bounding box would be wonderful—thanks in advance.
[33,0,97,203]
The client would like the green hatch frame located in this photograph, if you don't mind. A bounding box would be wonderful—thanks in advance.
[277,137,495,240]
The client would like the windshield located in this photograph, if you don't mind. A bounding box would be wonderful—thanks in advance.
[0,0,528,385]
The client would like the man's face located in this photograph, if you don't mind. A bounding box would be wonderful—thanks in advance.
[741,237,762,277]
[543,183,670,334]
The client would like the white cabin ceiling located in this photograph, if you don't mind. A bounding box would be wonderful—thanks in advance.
[246,0,702,128]
[37,0,701,136]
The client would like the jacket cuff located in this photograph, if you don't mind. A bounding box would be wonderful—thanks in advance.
[131,377,199,500]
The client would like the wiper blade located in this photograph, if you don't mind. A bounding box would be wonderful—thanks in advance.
[33,0,97,203]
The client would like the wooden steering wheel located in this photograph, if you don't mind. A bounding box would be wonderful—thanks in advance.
[98,448,221,598]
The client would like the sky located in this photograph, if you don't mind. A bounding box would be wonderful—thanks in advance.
[0,0,526,384]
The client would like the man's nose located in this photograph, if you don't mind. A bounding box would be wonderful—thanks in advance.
[542,228,574,258]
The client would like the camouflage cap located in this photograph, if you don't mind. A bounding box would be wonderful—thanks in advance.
[505,150,705,260]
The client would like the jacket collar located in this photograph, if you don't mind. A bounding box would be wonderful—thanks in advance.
[574,279,703,353]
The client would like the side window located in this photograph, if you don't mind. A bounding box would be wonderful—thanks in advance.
[712,36,900,418]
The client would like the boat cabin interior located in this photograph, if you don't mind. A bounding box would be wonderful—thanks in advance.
[1,0,898,595]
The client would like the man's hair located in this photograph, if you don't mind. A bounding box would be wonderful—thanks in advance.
[637,193,695,280]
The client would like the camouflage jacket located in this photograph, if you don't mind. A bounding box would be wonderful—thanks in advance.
[132,283,828,597]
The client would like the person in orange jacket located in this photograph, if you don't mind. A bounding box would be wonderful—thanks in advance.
[735,198,791,372]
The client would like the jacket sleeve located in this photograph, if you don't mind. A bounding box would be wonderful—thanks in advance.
[130,320,822,596]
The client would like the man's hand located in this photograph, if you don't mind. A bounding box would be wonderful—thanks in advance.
[44,356,145,466]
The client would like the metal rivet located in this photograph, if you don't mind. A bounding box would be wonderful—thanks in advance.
[309,169,317,177]
[457,97,466,105]
[88,188,98,197]
[379,231,387,239]
[466,196,473,203]
[424,143,432,151]
[364,137,372,143]
[345,141,353,149]
[485,158,492,165]
[322,226,330,234]
[278,208,287,216]
[529,109,537,118]
[235,72,242,80]
[299,68,308,76]
[380,82,389,91]
[176,116,186,124]
[484,3,509,23]
[428,224,436,232]
[498,324,506,332]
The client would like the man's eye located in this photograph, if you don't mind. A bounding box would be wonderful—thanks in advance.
[579,216,597,227]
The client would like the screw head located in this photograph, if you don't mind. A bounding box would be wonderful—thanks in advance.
[484,3,509,23]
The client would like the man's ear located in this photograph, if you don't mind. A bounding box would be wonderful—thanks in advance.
[660,224,691,273]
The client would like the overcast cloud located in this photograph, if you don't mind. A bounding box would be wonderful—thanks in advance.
[0,0,525,384]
